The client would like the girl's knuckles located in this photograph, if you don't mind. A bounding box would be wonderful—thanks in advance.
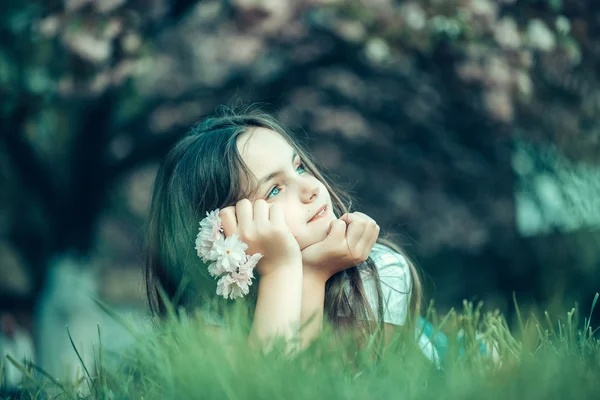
[353,254,367,264]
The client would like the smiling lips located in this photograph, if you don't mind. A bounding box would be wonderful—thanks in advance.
[308,205,327,223]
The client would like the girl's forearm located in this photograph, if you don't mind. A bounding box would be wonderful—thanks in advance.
[249,260,303,351]
[299,270,328,348]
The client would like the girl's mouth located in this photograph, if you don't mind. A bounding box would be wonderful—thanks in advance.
[308,205,327,223]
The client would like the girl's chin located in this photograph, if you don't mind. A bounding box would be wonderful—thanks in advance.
[300,219,336,249]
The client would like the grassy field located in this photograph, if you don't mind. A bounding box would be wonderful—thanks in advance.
[2,295,600,400]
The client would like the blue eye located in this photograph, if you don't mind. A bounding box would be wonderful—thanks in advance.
[267,186,281,199]
[266,163,306,199]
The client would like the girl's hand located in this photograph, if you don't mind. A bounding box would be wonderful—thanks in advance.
[301,212,380,282]
[219,199,302,277]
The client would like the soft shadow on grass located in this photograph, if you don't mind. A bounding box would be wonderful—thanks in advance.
[2,293,600,400]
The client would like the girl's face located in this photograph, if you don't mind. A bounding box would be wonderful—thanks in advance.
[236,127,336,250]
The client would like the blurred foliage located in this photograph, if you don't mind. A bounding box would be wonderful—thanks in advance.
[0,0,599,320]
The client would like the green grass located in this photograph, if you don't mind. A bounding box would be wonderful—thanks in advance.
[2,294,600,400]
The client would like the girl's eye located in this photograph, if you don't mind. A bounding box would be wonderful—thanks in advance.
[266,163,306,199]
[267,185,281,199]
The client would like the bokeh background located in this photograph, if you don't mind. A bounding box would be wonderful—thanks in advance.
[1,0,599,386]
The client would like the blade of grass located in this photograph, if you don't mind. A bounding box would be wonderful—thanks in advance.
[66,326,93,395]
[4,354,35,384]
[436,307,455,333]
[25,361,71,395]
[513,292,525,336]
[584,293,599,338]
[97,324,106,396]
[92,297,142,340]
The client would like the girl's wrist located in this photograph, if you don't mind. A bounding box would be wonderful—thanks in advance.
[302,266,331,285]
[259,256,303,279]
[252,256,303,350]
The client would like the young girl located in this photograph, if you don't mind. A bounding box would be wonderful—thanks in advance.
[144,106,439,361]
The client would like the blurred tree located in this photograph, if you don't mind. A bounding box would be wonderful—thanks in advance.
[0,0,599,325]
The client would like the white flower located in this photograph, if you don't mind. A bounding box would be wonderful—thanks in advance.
[195,209,223,261]
[239,253,262,274]
[211,234,248,273]
[216,274,236,299]
[211,253,261,298]
[207,262,226,278]
[194,208,263,300]
[226,268,254,300]
[199,209,223,242]
[216,272,251,300]
[229,273,252,299]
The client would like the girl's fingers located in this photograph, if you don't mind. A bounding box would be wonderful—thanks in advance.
[346,218,366,249]
[327,219,347,242]
[352,212,371,220]
[340,212,371,227]
[269,203,286,228]
[370,224,381,248]
[253,199,269,223]
[345,213,377,260]
[355,222,378,257]
[235,199,253,231]
[339,213,350,224]
[353,213,377,247]
[302,219,345,254]
[316,219,346,249]
[219,207,238,237]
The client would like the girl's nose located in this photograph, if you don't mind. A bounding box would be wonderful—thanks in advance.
[300,178,319,203]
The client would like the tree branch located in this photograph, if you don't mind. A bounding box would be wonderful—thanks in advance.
[63,90,117,252]
[1,101,60,220]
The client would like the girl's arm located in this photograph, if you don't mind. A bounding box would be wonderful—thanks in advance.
[249,259,303,352]
[218,200,305,353]
[299,213,379,348]
[299,269,328,349]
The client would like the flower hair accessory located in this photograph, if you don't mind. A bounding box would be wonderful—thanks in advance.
[194,209,263,300]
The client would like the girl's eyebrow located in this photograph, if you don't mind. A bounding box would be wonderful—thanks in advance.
[256,151,298,188]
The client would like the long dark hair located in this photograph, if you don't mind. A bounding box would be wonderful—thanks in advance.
[144,105,422,342]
